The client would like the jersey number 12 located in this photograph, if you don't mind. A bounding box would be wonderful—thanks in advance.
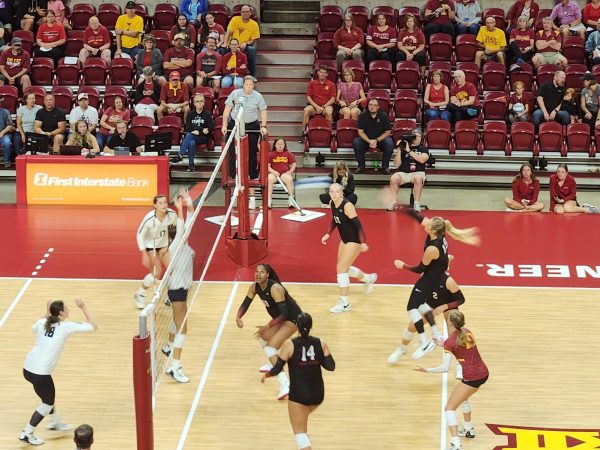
[301,345,315,362]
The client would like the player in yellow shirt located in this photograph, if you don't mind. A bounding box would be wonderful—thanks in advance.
[475,17,506,68]
[115,1,144,59]
[223,5,260,75]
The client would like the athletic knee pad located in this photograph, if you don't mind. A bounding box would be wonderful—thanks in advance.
[264,346,278,359]
[257,337,267,348]
[445,410,458,427]
[418,303,433,315]
[408,309,422,325]
[295,433,311,449]
[174,333,186,349]
[169,321,177,334]
[36,403,54,417]
[461,401,471,413]
[142,273,155,288]
[347,266,360,278]
[402,328,415,342]
[337,273,350,288]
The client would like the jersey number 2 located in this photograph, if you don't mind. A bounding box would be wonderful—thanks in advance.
[301,345,315,362]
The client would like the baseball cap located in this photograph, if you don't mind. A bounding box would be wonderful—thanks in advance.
[77,93,89,101]
[580,73,596,82]
[125,1,137,10]
[174,33,186,41]
[11,37,22,45]
[170,71,181,80]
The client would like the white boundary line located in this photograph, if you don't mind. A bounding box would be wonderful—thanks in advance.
[0,278,33,329]
[175,281,239,450]
[440,320,448,450]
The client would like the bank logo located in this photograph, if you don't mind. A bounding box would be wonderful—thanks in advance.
[487,424,600,449]
[34,172,49,186]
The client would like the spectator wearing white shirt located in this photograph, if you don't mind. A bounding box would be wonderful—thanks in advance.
[69,93,99,134]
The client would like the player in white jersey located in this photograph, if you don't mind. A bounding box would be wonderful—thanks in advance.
[20,299,97,446]
[161,188,196,383]
[135,194,178,308]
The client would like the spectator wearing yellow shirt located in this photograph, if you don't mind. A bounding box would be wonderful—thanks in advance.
[115,1,144,60]
[474,17,506,68]
[223,5,260,76]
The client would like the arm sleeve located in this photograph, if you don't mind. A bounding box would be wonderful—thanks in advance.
[404,207,425,224]
[321,354,336,371]
[236,296,253,319]
[426,351,452,373]
[350,217,366,243]
[268,357,287,376]
[404,261,428,274]
[268,301,289,327]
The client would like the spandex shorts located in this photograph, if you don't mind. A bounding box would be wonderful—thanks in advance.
[168,288,188,302]
[145,247,166,254]
[462,375,488,388]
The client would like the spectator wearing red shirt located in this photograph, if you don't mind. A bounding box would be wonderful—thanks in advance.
[97,96,131,151]
[445,70,480,124]
[583,0,600,29]
[267,138,296,208]
[508,81,533,123]
[34,10,66,66]
[549,164,599,213]
[300,66,336,142]
[198,13,226,53]
[196,36,222,93]
[220,38,248,89]
[509,16,535,63]
[0,37,31,91]
[507,0,539,29]
[159,33,195,90]
[504,163,544,212]
[157,71,191,122]
[169,14,197,51]
[531,18,567,69]
[424,0,456,40]
[366,14,397,68]
[397,14,427,74]
[333,14,364,71]
[79,16,111,66]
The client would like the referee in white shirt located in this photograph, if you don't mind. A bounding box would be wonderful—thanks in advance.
[20,299,97,446]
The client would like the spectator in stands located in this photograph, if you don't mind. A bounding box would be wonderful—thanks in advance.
[224,5,260,76]
[532,70,569,127]
[474,17,506,68]
[34,10,66,66]
[550,163,599,213]
[198,13,226,53]
[549,0,586,40]
[558,87,579,123]
[397,14,426,75]
[583,0,600,30]
[333,14,365,71]
[196,36,222,92]
[66,119,100,154]
[424,0,456,40]
[180,0,208,27]
[160,34,195,90]
[105,120,143,154]
[585,23,600,66]
[97,97,131,150]
[221,38,248,89]
[352,99,393,174]
[336,68,366,121]
[445,70,480,124]
[454,0,481,36]
[47,0,70,31]
[34,94,66,153]
[170,14,197,51]
[532,17,567,70]
[74,424,93,450]
[115,1,144,60]
[80,16,112,66]
[300,65,336,143]
[17,0,47,32]
[14,93,42,155]
[319,161,357,206]
[0,1,12,33]
[0,37,32,91]
[0,104,14,169]
[266,138,296,208]
[134,66,162,120]
[366,13,397,68]
[387,129,428,212]
[424,70,450,121]
[580,73,600,127]
[69,93,99,134]
[158,71,191,122]
[509,16,535,64]
[135,35,164,83]
[504,162,544,212]
[508,81,532,123]
[507,0,539,30]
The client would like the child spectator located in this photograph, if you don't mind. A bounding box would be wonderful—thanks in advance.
[559,88,579,124]
[508,81,532,123]
[267,138,296,208]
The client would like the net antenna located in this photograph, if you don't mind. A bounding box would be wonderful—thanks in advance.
[132,106,245,450]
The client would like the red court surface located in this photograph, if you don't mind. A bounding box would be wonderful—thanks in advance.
[1,204,598,288]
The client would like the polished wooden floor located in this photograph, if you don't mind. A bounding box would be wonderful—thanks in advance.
[0,280,598,450]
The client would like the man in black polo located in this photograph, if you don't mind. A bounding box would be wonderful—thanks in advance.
[532,70,568,128]
[34,94,66,153]
[352,98,394,174]
[105,121,142,154]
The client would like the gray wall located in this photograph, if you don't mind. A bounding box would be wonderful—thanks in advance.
[79,0,261,18]
[320,0,582,11]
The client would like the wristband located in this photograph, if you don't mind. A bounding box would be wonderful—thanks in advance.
[186,196,193,205]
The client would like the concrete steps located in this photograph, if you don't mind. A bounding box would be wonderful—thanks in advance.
[268,121,304,136]
[258,79,307,93]
[260,22,316,36]
[256,64,312,79]
[263,11,318,22]
[267,107,304,122]
[256,50,314,65]
[259,36,315,52]
[263,93,307,107]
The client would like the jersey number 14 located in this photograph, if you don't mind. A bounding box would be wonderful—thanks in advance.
[301,345,316,362]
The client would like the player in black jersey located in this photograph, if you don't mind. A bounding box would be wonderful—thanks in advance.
[321,183,377,313]
[236,264,303,400]
[263,313,335,450]
[395,209,479,359]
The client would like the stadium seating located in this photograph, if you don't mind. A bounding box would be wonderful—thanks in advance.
[314,59,338,83]
[482,92,509,121]
[393,90,419,121]
[192,87,215,114]
[97,4,122,31]
[151,30,171,55]
[12,30,34,55]
[158,116,183,145]
[537,122,566,157]
[482,8,506,30]
[56,59,80,86]
[0,86,19,113]
[65,30,85,57]
[425,120,452,154]
[370,6,395,27]
[367,60,393,90]
[481,62,506,92]
[153,3,179,30]
[566,123,594,156]
[108,58,134,86]
[334,118,358,151]
[82,58,108,86]
[508,122,536,156]
[395,61,421,91]
[51,86,74,113]
[453,120,480,154]
[70,4,96,31]
[78,86,100,109]
[208,4,231,29]
[317,5,343,32]
[392,119,417,143]
[565,64,587,91]
[397,7,422,29]
[24,86,47,106]
[305,117,333,151]
[509,63,534,91]
[342,60,366,87]
[31,58,55,85]
[346,6,369,32]
[455,35,478,63]
[481,121,508,155]
[315,32,336,60]
[428,62,452,87]
[456,62,480,89]
[367,89,392,119]
[104,86,128,110]
[428,33,453,62]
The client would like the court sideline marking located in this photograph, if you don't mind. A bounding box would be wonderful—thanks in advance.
[440,320,448,450]
[175,281,239,450]
[0,278,32,329]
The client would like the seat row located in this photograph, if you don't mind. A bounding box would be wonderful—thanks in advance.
[30,57,135,88]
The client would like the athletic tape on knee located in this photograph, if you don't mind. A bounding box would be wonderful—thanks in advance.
[257,337,267,348]
[408,309,422,324]
[295,433,311,449]
[445,410,458,427]
[142,273,155,288]
[418,303,433,315]
[461,401,471,413]
[174,333,186,349]
[169,321,177,334]
[402,328,415,342]
[264,346,278,358]
[36,403,54,416]
[347,266,360,278]
[337,273,350,288]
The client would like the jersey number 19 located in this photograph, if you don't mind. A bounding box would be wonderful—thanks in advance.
[301,345,315,362]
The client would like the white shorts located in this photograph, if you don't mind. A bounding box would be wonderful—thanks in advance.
[394,171,426,183]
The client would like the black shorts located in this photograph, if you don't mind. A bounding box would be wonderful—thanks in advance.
[168,288,188,302]
[462,375,488,388]
[406,279,435,310]
[23,368,55,405]
[145,247,166,253]
[289,381,324,406]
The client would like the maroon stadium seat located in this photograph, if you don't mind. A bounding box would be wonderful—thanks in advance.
[482,121,508,155]
[81,58,107,85]
[77,86,100,109]
[428,62,452,86]
[313,59,337,83]
[392,119,417,143]
[345,6,369,32]
[97,4,122,31]
[153,3,178,30]
[562,37,585,65]
[397,7,422,29]
[482,8,506,30]
[56,59,81,85]
[315,32,336,60]
[150,30,171,55]
[342,59,366,87]
[70,4,96,31]
[565,64,587,91]
[334,118,358,151]
[453,120,480,154]
[425,120,452,153]
[509,63,534,91]
[368,60,393,90]
[482,91,508,120]
[24,86,47,106]
[393,90,418,120]
[428,33,453,62]
[65,30,85,57]
[482,61,506,92]
[370,6,395,27]
[51,86,74,113]
[108,58,134,86]
[455,35,478,63]
[217,87,235,115]
[31,58,55,85]
[566,123,593,156]
[12,30,34,55]
[192,86,215,114]
[0,85,19,113]
[395,61,421,91]
[305,117,333,151]
[508,122,536,155]
[158,116,182,145]
[103,86,127,110]
[367,89,392,119]
[208,4,231,29]
[537,122,566,157]
[456,62,480,89]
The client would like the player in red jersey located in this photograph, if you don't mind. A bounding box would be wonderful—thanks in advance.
[415,310,489,450]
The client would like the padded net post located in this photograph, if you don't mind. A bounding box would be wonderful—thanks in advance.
[133,313,153,450]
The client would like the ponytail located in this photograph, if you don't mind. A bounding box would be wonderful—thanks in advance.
[448,310,469,347]
[259,263,282,284]
[45,300,64,333]
[296,312,313,340]
[443,220,480,246]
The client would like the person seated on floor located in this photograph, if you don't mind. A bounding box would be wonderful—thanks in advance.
[66,119,100,154]
[387,129,428,212]
[157,70,191,122]
[104,121,143,154]
[300,65,336,143]
[319,160,357,206]
[549,163,599,214]
[474,17,506,68]
[134,66,162,121]
[504,162,544,211]
[74,424,94,450]
[352,98,394,174]
[266,137,296,209]
[336,68,366,121]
